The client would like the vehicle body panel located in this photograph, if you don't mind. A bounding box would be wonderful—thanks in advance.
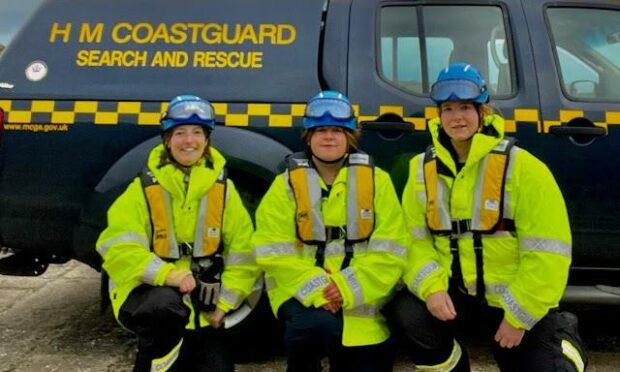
[0,0,619,294]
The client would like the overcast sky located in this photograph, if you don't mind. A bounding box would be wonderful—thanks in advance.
[0,0,44,47]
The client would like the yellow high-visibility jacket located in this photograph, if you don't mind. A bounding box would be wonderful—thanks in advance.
[96,144,258,329]
[402,114,571,330]
[253,155,409,346]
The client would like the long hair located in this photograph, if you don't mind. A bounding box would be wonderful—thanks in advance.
[477,103,495,122]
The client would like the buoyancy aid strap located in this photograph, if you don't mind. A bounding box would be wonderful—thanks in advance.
[193,169,226,257]
[469,139,515,302]
[449,236,467,293]
[346,152,375,242]
[341,241,354,270]
[287,153,326,244]
[140,169,179,259]
[423,146,452,233]
[315,242,326,268]
[473,233,486,303]
[451,218,515,235]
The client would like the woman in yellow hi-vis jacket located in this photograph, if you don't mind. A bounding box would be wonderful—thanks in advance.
[384,63,587,371]
[253,90,408,372]
[96,95,259,372]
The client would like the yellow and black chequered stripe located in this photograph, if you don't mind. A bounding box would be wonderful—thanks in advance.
[0,99,618,133]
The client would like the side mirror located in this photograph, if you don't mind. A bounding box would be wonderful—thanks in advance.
[569,80,597,98]
[0,107,5,143]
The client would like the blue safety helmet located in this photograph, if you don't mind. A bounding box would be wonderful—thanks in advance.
[161,94,216,133]
[303,90,357,131]
[430,62,489,104]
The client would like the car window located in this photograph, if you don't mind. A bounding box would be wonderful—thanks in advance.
[379,5,513,98]
[0,0,44,54]
[547,7,620,101]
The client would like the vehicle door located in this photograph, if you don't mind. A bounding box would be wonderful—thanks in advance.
[344,0,540,194]
[523,0,620,282]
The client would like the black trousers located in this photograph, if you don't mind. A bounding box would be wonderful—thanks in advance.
[278,298,396,372]
[118,284,234,372]
[383,288,587,372]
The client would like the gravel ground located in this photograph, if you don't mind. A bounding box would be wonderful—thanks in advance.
[0,260,618,371]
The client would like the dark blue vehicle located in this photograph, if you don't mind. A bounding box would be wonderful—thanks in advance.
[0,0,619,309]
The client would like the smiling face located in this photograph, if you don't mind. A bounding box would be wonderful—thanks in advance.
[439,101,481,144]
[165,124,208,166]
[308,126,349,162]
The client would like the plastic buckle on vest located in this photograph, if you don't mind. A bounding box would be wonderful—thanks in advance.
[326,226,346,243]
[179,242,193,256]
[450,220,470,238]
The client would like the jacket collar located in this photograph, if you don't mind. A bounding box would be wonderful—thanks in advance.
[147,144,226,201]
[428,114,505,175]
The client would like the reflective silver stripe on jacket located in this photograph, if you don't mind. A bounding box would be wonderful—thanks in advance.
[324,241,345,257]
[367,239,407,258]
[305,167,327,241]
[497,285,539,328]
[345,304,381,318]
[96,232,150,256]
[416,191,427,205]
[415,153,426,207]
[411,226,431,240]
[282,172,294,198]
[503,147,518,219]
[295,274,329,303]
[416,155,425,184]
[436,176,452,231]
[265,276,277,291]
[314,239,406,259]
[470,155,491,230]
[219,286,244,309]
[192,170,226,257]
[193,193,209,257]
[141,256,166,285]
[161,190,180,258]
[521,237,572,258]
[346,153,371,240]
[108,277,117,291]
[485,283,508,296]
[225,252,255,266]
[341,267,364,307]
[411,262,440,293]
[255,242,297,257]
[469,282,517,298]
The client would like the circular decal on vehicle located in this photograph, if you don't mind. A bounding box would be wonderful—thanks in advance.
[25,60,48,82]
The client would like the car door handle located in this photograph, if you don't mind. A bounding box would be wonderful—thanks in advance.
[549,126,606,136]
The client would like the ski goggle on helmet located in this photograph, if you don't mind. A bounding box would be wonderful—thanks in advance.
[161,95,216,133]
[430,62,489,104]
[303,90,357,131]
